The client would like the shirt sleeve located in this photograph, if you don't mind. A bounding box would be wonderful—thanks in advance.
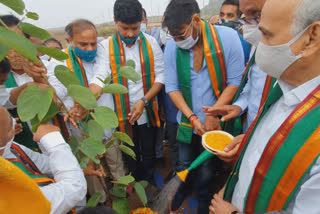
[90,38,112,88]
[233,70,253,112]
[217,26,244,87]
[38,132,87,214]
[164,39,180,93]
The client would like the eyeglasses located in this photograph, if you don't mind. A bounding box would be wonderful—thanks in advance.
[166,22,193,41]
[242,14,261,25]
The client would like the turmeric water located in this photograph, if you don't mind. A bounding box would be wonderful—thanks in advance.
[205,133,233,151]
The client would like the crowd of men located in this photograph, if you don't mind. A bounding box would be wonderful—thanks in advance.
[0,0,319,213]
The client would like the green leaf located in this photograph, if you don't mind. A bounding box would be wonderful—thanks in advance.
[37,45,68,61]
[30,102,59,133]
[98,75,112,85]
[105,139,115,150]
[86,193,103,207]
[134,182,147,206]
[119,66,141,83]
[30,116,40,133]
[139,180,148,189]
[88,120,104,141]
[110,185,127,198]
[0,0,25,15]
[0,27,39,63]
[17,85,53,122]
[126,60,136,69]
[68,136,79,154]
[114,175,135,186]
[119,145,136,160]
[113,132,134,146]
[54,65,81,88]
[0,43,9,62]
[112,199,130,214]
[90,106,118,130]
[18,22,51,41]
[67,85,98,110]
[26,12,39,20]
[79,155,89,169]
[103,84,128,94]
[79,137,106,164]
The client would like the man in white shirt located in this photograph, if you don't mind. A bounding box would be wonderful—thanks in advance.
[0,105,87,214]
[83,0,164,182]
[209,0,320,213]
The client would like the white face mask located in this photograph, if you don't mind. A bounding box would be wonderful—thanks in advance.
[243,24,262,47]
[0,85,10,106]
[256,26,309,79]
[0,118,15,154]
[40,54,51,61]
[176,35,199,50]
[140,23,147,33]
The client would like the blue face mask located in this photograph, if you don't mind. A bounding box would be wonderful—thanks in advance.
[74,47,97,62]
[118,31,138,44]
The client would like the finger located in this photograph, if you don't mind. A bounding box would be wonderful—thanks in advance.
[209,205,215,213]
[15,117,20,122]
[221,112,238,122]
[99,165,107,177]
[129,112,141,124]
[224,138,242,152]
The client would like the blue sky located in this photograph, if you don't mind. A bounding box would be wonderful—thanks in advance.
[0,0,210,29]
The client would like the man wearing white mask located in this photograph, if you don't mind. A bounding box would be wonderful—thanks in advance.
[209,0,320,213]
[204,0,268,148]
[0,106,86,214]
[163,0,244,212]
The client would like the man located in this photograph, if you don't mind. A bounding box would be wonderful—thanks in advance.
[217,0,251,64]
[204,0,267,147]
[87,0,164,182]
[210,0,320,213]
[163,0,244,213]
[0,106,86,214]
[47,19,126,202]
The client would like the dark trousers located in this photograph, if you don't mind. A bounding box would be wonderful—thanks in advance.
[176,134,217,214]
[166,122,180,172]
[125,123,156,182]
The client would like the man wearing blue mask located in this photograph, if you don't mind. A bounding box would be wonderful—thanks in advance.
[80,0,164,183]
[163,0,244,213]
[47,19,126,203]
[210,0,320,213]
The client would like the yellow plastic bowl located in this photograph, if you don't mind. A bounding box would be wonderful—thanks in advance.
[202,131,234,155]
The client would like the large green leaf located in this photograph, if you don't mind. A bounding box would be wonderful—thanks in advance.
[139,180,148,189]
[114,175,135,186]
[26,12,39,20]
[0,27,39,62]
[88,120,104,141]
[86,193,103,207]
[54,65,81,88]
[0,43,9,62]
[103,83,128,94]
[30,102,59,132]
[113,132,134,146]
[79,137,106,164]
[19,22,51,41]
[98,75,112,85]
[79,154,89,169]
[90,106,119,130]
[17,86,53,122]
[110,185,127,198]
[37,45,69,61]
[67,85,98,110]
[119,66,141,83]
[112,199,130,214]
[0,0,25,15]
[134,182,147,206]
[68,136,79,154]
[119,145,136,160]
[126,59,135,69]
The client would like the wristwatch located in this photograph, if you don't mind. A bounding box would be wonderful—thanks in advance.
[231,211,239,214]
[140,97,149,106]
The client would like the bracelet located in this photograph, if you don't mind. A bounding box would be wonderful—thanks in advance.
[188,113,196,120]
[190,116,199,127]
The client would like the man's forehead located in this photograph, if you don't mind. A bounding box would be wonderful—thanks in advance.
[240,0,264,14]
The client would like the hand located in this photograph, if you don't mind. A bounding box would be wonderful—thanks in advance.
[203,105,242,122]
[204,115,222,131]
[33,124,60,142]
[14,118,23,135]
[24,62,47,79]
[216,134,244,162]
[64,105,89,128]
[128,100,144,124]
[193,118,206,136]
[209,193,239,214]
[83,161,107,177]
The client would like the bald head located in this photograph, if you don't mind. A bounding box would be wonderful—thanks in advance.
[240,0,266,19]
[0,106,14,155]
[65,19,97,39]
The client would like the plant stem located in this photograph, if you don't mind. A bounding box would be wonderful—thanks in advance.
[0,18,9,29]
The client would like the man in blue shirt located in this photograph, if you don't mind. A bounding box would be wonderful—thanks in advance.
[163,0,244,213]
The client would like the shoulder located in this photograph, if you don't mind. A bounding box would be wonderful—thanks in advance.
[164,39,177,55]
[97,36,112,50]
[143,32,159,46]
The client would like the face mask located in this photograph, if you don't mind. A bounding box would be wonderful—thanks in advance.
[256,26,309,79]
[243,24,262,47]
[175,22,199,50]
[40,54,50,61]
[118,31,139,44]
[0,118,15,154]
[74,47,97,62]
[216,19,240,30]
[0,85,10,106]
[140,23,147,33]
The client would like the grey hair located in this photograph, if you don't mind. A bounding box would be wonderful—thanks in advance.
[291,0,320,35]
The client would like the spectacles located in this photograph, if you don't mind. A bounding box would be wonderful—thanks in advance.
[166,22,193,41]
[242,14,261,25]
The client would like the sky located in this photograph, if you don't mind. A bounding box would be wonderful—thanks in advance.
[0,0,210,29]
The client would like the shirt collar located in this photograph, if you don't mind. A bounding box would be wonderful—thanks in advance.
[278,75,320,106]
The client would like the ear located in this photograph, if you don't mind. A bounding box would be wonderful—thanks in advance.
[302,22,320,57]
[65,35,72,45]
